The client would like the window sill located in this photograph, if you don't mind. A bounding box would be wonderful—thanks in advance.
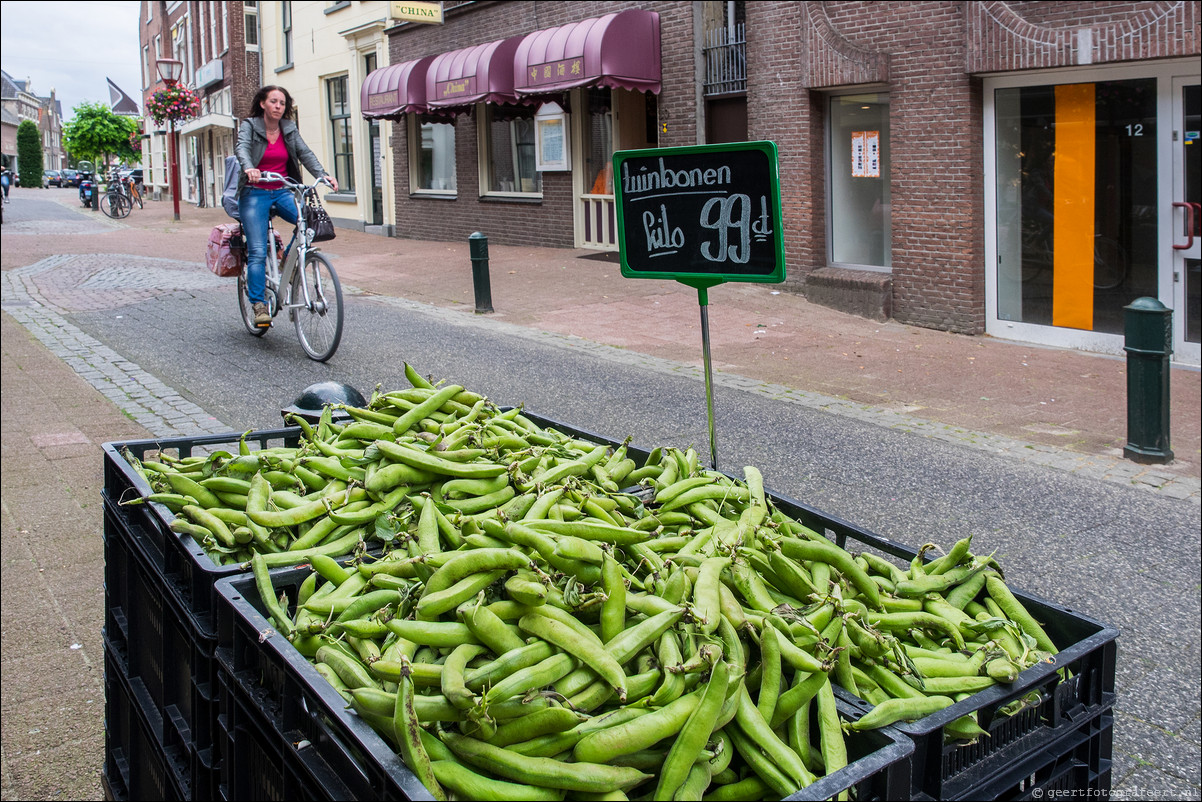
[325,192,357,204]
[324,1,350,13]
[480,192,543,203]
[275,62,294,74]
[409,191,458,200]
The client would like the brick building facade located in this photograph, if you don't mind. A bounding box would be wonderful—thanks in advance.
[377,1,1199,364]
[138,1,261,205]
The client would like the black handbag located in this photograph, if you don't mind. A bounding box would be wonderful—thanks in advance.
[303,198,336,242]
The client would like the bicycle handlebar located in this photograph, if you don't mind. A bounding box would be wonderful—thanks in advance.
[255,172,334,191]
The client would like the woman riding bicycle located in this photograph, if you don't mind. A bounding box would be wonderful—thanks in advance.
[235,85,338,327]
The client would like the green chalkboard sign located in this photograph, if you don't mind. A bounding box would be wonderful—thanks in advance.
[614,141,785,287]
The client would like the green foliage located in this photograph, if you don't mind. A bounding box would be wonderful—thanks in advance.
[17,120,43,188]
[63,102,139,170]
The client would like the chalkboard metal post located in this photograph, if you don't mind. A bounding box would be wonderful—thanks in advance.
[700,299,717,468]
[684,277,725,469]
[613,141,785,471]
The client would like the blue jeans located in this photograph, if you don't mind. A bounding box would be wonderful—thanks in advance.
[238,186,298,305]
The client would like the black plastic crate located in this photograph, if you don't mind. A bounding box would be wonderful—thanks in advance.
[103,505,221,798]
[763,492,1118,801]
[104,648,188,802]
[919,709,1113,801]
[215,566,432,801]
[101,427,303,642]
[214,567,915,802]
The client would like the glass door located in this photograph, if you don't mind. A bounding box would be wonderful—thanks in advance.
[1171,77,1200,363]
[993,78,1158,335]
[986,62,1202,364]
[575,87,616,250]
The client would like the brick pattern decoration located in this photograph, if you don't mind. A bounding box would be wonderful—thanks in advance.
[967,1,1198,72]
[386,1,696,248]
[802,1,891,88]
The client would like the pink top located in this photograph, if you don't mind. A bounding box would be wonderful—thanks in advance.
[256,134,288,189]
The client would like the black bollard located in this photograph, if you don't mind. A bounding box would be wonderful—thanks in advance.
[469,231,494,314]
[1123,297,1173,463]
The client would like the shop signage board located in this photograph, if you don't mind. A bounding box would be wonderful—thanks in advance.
[390,1,443,24]
[613,141,785,469]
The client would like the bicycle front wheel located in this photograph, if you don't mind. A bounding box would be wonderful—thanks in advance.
[130,186,144,210]
[100,192,131,219]
[291,252,343,361]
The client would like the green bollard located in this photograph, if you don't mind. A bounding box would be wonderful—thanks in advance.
[1123,297,1173,463]
[468,231,494,314]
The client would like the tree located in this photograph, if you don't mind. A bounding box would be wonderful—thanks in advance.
[63,102,139,176]
[17,120,43,188]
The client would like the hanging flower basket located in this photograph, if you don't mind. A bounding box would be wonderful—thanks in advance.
[147,84,200,126]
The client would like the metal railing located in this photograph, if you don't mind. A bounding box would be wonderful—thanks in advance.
[704,23,746,96]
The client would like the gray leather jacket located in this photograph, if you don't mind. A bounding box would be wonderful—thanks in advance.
[234,116,328,197]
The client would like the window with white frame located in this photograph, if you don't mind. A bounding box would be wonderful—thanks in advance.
[827,92,892,270]
[327,75,354,192]
[411,114,456,192]
[210,3,219,57]
[482,105,540,195]
[199,3,208,62]
[244,1,259,48]
[282,2,293,66]
[143,45,150,89]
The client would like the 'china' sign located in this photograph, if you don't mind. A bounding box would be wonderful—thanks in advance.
[390,2,443,24]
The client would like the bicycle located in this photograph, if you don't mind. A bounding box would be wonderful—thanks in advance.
[236,172,344,362]
[100,174,142,218]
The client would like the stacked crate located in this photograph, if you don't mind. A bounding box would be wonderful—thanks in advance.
[102,413,1117,801]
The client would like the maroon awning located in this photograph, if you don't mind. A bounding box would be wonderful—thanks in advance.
[361,55,435,119]
[514,9,661,96]
[426,36,525,110]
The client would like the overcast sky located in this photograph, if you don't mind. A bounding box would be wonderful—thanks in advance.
[1,1,144,121]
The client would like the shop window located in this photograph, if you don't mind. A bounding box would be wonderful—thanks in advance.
[326,75,354,192]
[411,114,456,193]
[483,106,540,194]
[827,92,891,270]
[995,79,1156,334]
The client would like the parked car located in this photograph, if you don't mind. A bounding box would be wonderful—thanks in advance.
[119,168,144,185]
[42,170,63,188]
[60,169,81,187]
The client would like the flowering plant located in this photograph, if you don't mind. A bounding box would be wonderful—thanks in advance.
[147,84,200,126]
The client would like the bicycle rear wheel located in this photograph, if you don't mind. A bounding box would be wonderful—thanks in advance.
[237,268,270,337]
[291,252,343,361]
[130,186,144,210]
[100,192,130,219]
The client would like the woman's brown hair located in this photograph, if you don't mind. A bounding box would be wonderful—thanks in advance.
[248,85,296,120]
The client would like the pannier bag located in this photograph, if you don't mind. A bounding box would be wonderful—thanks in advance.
[303,198,336,242]
[206,222,245,277]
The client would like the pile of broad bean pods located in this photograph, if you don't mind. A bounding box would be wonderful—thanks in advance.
[133,365,1063,800]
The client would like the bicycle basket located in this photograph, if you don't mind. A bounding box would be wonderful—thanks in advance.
[303,196,336,242]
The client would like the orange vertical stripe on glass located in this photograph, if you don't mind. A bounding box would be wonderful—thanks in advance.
[1052,83,1096,330]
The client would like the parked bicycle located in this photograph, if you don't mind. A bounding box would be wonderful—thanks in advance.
[236,171,344,361]
[100,172,143,219]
